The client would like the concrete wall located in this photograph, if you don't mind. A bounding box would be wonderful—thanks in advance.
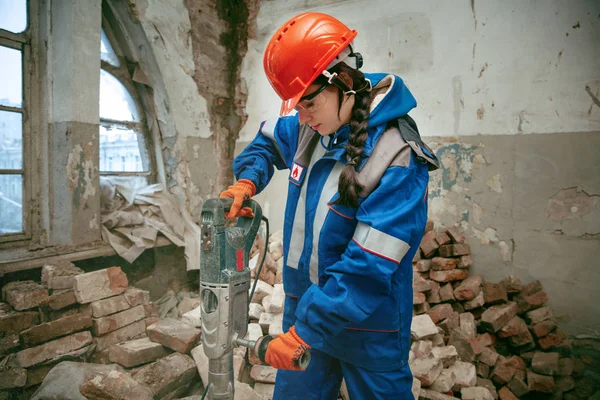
[239,0,600,335]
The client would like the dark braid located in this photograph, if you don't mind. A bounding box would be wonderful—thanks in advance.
[330,63,371,208]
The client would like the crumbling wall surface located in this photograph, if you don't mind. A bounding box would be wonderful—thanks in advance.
[426,133,600,336]
[108,0,258,219]
[183,0,260,196]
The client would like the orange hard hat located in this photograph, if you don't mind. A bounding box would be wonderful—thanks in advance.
[263,12,358,116]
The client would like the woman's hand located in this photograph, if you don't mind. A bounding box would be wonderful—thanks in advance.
[219,179,257,218]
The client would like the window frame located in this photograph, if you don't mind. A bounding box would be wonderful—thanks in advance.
[99,14,157,180]
[0,1,36,244]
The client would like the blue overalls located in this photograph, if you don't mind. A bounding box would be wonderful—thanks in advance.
[233,73,438,399]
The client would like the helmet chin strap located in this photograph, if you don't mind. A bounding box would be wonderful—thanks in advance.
[322,69,372,96]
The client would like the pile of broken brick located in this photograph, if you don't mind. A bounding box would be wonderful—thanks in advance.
[0,221,591,399]
[409,222,581,400]
[0,236,285,399]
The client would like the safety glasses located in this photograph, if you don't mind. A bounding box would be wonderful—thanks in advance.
[294,83,329,113]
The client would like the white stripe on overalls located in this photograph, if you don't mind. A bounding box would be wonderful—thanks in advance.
[287,144,327,269]
[309,162,345,284]
[353,222,410,263]
[260,119,284,160]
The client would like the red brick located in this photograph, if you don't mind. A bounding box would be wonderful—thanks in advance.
[439,243,471,257]
[476,363,490,378]
[538,329,569,351]
[414,292,426,305]
[20,312,92,346]
[476,333,496,347]
[481,302,518,333]
[425,220,435,232]
[427,304,454,324]
[508,328,535,347]
[0,332,19,356]
[0,309,40,333]
[445,226,466,243]
[515,290,548,313]
[438,312,460,335]
[109,337,169,367]
[413,249,423,262]
[81,369,154,400]
[143,303,158,317]
[491,357,518,386]
[12,331,93,367]
[145,317,160,327]
[420,231,440,258]
[90,295,131,318]
[427,288,441,304]
[464,291,485,311]
[454,275,484,301]
[457,255,473,268]
[73,267,128,304]
[435,232,452,246]
[414,274,433,293]
[39,289,78,311]
[414,260,432,272]
[147,318,201,354]
[498,387,518,400]
[93,320,146,352]
[500,276,522,293]
[448,329,481,362]
[498,316,527,338]
[132,353,197,399]
[558,358,574,376]
[124,288,150,307]
[520,280,544,296]
[41,261,84,290]
[431,257,459,271]
[483,282,508,305]
[532,320,557,338]
[2,281,48,311]
[0,367,27,389]
[430,269,469,283]
[524,306,553,325]
[439,283,455,302]
[479,347,499,367]
[527,370,555,393]
[532,352,560,376]
[507,377,529,397]
[25,363,55,387]
[92,305,145,336]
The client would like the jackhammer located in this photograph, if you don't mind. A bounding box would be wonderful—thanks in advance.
[199,198,310,400]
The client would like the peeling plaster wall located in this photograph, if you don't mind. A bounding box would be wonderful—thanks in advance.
[239,0,600,335]
[123,0,258,218]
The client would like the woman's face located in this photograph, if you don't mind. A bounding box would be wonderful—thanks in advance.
[295,83,354,136]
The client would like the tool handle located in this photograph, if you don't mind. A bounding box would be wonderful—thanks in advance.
[219,198,263,253]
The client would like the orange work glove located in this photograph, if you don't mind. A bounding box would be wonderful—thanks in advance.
[219,179,257,219]
[265,326,311,371]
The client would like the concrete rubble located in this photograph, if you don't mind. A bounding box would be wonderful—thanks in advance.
[0,223,597,399]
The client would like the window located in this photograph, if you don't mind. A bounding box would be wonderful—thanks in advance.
[0,0,29,237]
[99,20,153,182]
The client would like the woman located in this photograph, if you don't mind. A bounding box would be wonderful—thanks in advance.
[221,12,439,399]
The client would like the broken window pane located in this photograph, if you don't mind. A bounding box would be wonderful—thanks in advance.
[0,0,27,34]
[100,70,140,122]
[0,46,22,108]
[101,29,120,67]
[100,124,148,172]
[0,174,23,234]
[0,110,23,169]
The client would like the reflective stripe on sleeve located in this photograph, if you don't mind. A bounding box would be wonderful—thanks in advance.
[260,119,285,162]
[352,222,410,264]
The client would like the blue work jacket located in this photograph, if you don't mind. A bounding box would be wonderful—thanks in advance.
[233,73,437,371]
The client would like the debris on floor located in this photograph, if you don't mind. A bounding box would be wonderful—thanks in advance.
[1,224,598,399]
